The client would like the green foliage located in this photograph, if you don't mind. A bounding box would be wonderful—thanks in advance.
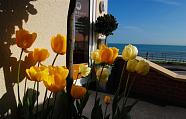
[95,14,118,37]
[18,88,40,119]
[73,92,90,119]
[91,98,103,119]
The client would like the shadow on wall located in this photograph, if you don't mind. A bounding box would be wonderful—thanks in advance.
[0,0,37,118]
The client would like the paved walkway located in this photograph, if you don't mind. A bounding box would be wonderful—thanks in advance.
[83,91,186,119]
[160,64,186,75]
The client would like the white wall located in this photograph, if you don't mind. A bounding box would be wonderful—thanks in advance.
[0,0,69,117]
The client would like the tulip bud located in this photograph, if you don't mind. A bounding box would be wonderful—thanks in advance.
[90,50,101,64]
[96,67,111,82]
[33,48,50,62]
[51,34,66,55]
[79,64,91,77]
[71,85,87,99]
[122,44,138,61]
[16,29,37,49]
[104,95,111,105]
[135,60,150,75]
[126,59,138,72]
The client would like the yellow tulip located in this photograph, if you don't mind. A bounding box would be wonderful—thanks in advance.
[33,48,50,62]
[79,64,91,77]
[51,34,66,55]
[91,44,119,64]
[71,85,87,99]
[26,66,48,82]
[72,64,82,80]
[16,29,37,49]
[100,47,113,63]
[135,60,150,75]
[72,63,90,80]
[122,44,138,61]
[99,44,119,64]
[90,50,101,64]
[43,66,68,93]
[126,59,138,72]
[109,47,119,64]
[104,95,111,105]
[96,67,110,82]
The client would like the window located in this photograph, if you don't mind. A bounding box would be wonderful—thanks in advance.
[74,0,90,63]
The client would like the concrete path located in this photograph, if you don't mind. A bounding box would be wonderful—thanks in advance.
[83,91,186,119]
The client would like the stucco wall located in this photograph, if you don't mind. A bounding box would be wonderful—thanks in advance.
[0,0,69,118]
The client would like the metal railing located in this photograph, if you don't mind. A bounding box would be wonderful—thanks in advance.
[139,52,186,63]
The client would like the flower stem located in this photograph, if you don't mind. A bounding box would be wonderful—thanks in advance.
[36,62,40,118]
[123,73,130,106]
[50,93,57,119]
[95,65,104,103]
[46,92,52,110]
[74,73,80,85]
[52,53,59,66]
[17,49,24,104]
[104,104,108,119]
[124,74,136,105]
[24,78,28,96]
[115,62,126,95]
[42,88,48,109]
[42,53,59,118]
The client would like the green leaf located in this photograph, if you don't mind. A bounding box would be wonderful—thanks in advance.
[53,91,72,119]
[113,107,120,119]
[19,88,39,119]
[36,105,53,119]
[79,92,90,115]
[123,100,138,113]
[81,115,89,119]
[76,100,81,113]
[91,98,103,119]
[104,114,110,119]
[72,103,78,117]
[112,90,119,116]
[23,88,39,111]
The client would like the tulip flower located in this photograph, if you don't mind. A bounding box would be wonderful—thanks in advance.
[51,34,66,55]
[16,29,37,49]
[79,64,91,77]
[99,44,119,64]
[26,66,48,82]
[33,48,50,62]
[96,67,111,82]
[43,66,68,93]
[126,59,139,72]
[135,60,150,75]
[72,64,82,80]
[122,44,138,61]
[71,85,87,99]
[104,95,111,105]
[91,44,119,64]
[90,50,101,64]
[72,64,91,80]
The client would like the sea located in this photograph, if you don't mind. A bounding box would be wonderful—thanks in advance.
[108,43,186,62]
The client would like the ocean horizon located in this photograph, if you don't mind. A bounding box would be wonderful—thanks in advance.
[108,43,186,62]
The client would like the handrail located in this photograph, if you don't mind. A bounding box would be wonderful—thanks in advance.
[136,56,186,81]
[118,55,186,81]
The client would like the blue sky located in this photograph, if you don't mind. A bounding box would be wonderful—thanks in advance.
[107,0,186,46]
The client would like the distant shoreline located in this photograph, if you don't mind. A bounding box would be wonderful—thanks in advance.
[108,43,186,47]
[108,43,186,62]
